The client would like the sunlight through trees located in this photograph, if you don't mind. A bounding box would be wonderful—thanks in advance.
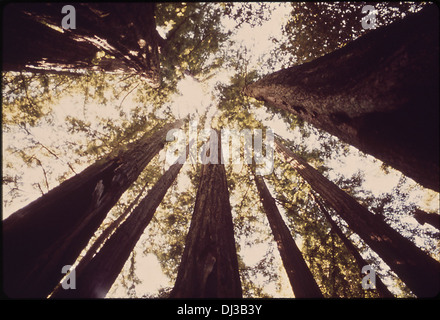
[2,2,439,300]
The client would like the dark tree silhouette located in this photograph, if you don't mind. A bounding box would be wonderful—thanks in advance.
[276,137,440,297]
[245,5,439,192]
[3,120,182,298]
[3,3,161,86]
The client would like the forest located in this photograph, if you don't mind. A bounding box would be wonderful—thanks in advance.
[2,2,439,299]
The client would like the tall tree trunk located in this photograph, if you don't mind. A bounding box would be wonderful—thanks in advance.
[413,209,440,231]
[3,3,162,87]
[244,5,439,192]
[51,144,190,298]
[253,172,323,298]
[170,133,242,298]
[3,120,182,298]
[312,193,394,298]
[49,178,149,297]
[275,138,440,297]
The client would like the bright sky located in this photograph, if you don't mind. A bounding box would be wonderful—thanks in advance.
[108,4,296,298]
[3,3,438,298]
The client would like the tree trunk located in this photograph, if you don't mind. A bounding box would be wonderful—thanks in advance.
[170,133,242,298]
[51,144,190,298]
[244,5,439,192]
[253,173,323,298]
[413,209,440,231]
[312,193,394,298]
[3,3,162,87]
[49,178,149,297]
[276,138,440,297]
[3,120,182,298]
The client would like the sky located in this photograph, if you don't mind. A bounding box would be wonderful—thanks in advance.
[108,3,296,298]
[2,3,439,298]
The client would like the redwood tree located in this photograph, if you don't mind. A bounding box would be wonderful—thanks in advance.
[3,3,162,86]
[170,134,242,298]
[253,172,323,298]
[3,120,182,298]
[312,193,394,298]
[275,137,440,298]
[51,144,190,298]
[244,5,439,192]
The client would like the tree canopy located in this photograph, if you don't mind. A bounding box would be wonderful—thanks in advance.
[2,2,438,299]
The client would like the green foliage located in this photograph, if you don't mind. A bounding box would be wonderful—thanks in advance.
[155,3,231,82]
[266,153,372,297]
[227,165,285,297]
[141,174,196,282]
[270,2,427,67]
[219,2,274,29]
[2,72,74,126]
[3,2,438,299]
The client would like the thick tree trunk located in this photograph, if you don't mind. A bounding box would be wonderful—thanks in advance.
[3,120,182,298]
[244,5,439,192]
[413,209,440,231]
[170,134,242,298]
[49,178,149,297]
[276,138,440,297]
[312,193,394,298]
[51,145,189,298]
[253,173,323,298]
[3,3,162,87]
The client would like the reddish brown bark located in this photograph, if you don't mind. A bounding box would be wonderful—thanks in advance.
[3,3,162,86]
[312,194,394,298]
[51,146,189,298]
[244,6,439,192]
[254,173,323,298]
[276,138,440,297]
[3,120,182,298]
[170,134,242,298]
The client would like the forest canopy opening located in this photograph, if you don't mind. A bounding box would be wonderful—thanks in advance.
[2,2,439,299]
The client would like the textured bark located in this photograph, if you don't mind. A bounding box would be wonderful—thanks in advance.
[170,134,242,298]
[312,194,394,298]
[253,173,323,298]
[276,138,440,297]
[3,120,182,298]
[244,5,439,192]
[413,209,440,231]
[49,178,149,297]
[51,145,189,298]
[3,3,161,87]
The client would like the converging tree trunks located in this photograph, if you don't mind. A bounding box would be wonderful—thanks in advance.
[244,5,439,192]
[275,137,440,298]
[253,171,323,298]
[3,120,183,298]
[2,2,438,300]
[3,3,161,86]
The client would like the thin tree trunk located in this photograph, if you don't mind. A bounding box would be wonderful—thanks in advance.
[51,143,190,298]
[170,133,242,298]
[3,120,182,298]
[3,3,162,87]
[312,193,394,298]
[413,209,440,231]
[275,138,440,298]
[253,172,323,298]
[244,5,439,192]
